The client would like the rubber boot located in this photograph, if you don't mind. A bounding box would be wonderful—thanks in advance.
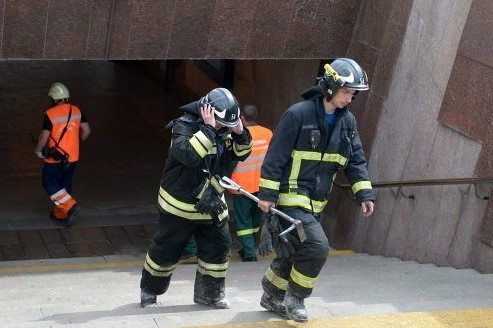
[193,271,230,309]
[140,289,157,308]
[260,292,288,318]
[284,288,308,322]
[194,297,230,309]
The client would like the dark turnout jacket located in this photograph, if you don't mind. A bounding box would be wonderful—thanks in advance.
[259,94,374,214]
[158,102,252,222]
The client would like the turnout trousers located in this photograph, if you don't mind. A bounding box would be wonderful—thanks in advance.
[262,206,329,299]
[140,211,231,302]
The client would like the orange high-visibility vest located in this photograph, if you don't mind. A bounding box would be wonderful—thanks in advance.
[44,103,82,164]
[231,125,273,193]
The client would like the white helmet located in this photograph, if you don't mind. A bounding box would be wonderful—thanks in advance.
[48,82,70,100]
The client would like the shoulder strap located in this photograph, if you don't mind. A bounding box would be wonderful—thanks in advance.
[50,105,72,146]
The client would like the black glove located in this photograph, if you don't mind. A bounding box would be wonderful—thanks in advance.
[258,215,273,257]
[195,186,227,217]
[265,213,299,258]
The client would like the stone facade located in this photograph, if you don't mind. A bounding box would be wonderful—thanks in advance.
[1,0,493,272]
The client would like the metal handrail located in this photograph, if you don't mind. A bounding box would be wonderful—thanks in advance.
[333,176,493,200]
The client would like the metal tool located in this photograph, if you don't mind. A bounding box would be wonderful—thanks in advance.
[219,176,307,242]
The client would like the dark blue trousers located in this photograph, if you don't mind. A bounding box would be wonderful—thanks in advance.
[42,162,76,195]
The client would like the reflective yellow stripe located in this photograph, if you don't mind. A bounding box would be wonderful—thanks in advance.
[195,179,210,199]
[291,150,322,161]
[352,180,372,194]
[291,150,347,166]
[260,178,280,191]
[210,176,225,194]
[278,193,327,214]
[158,187,228,221]
[197,258,228,278]
[236,227,260,237]
[233,141,253,157]
[289,154,301,191]
[265,267,288,291]
[189,130,213,158]
[290,265,317,289]
[322,153,347,166]
[144,253,177,277]
[288,150,347,191]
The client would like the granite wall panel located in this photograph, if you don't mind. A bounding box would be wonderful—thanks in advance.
[283,0,359,58]
[126,1,175,59]
[353,0,393,50]
[2,0,48,59]
[438,56,493,142]
[85,0,113,59]
[349,0,412,130]
[206,0,255,58]
[458,0,493,68]
[167,0,214,58]
[244,1,295,58]
[105,0,134,58]
[44,0,93,59]
[0,0,364,59]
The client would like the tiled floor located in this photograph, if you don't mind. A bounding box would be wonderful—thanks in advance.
[0,224,157,261]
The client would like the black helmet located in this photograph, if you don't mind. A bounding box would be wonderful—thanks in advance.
[199,88,240,127]
[319,58,369,99]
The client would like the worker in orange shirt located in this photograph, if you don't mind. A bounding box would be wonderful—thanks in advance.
[34,82,91,223]
[230,104,273,261]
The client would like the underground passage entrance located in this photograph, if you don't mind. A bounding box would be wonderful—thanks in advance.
[0,60,214,230]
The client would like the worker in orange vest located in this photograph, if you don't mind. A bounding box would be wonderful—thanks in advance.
[34,82,91,223]
[230,104,273,261]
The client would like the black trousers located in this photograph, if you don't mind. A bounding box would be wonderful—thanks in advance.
[140,211,231,300]
[262,206,329,298]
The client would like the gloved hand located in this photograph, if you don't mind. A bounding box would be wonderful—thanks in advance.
[195,186,227,217]
[258,215,273,256]
[265,213,299,258]
[35,151,45,159]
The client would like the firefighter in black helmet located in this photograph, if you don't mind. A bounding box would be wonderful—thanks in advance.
[140,87,253,309]
[257,58,375,322]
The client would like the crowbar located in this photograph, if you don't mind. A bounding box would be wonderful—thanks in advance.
[219,176,307,242]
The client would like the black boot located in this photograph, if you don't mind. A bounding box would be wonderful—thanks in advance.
[194,296,230,309]
[260,292,288,318]
[193,271,230,309]
[284,289,308,322]
[140,289,157,308]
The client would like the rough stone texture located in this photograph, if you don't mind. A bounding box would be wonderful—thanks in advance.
[459,0,493,68]
[84,0,113,59]
[43,0,93,59]
[348,0,413,154]
[125,1,176,59]
[327,0,493,273]
[206,0,255,58]
[435,0,493,270]
[167,0,215,58]
[0,0,492,274]
[0,0,362,59]
[2,0,48,59]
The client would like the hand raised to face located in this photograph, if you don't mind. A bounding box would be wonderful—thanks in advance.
[200,103,216,127]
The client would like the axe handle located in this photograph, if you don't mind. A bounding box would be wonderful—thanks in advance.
[219,176,306,241]
[234,187,299,226]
